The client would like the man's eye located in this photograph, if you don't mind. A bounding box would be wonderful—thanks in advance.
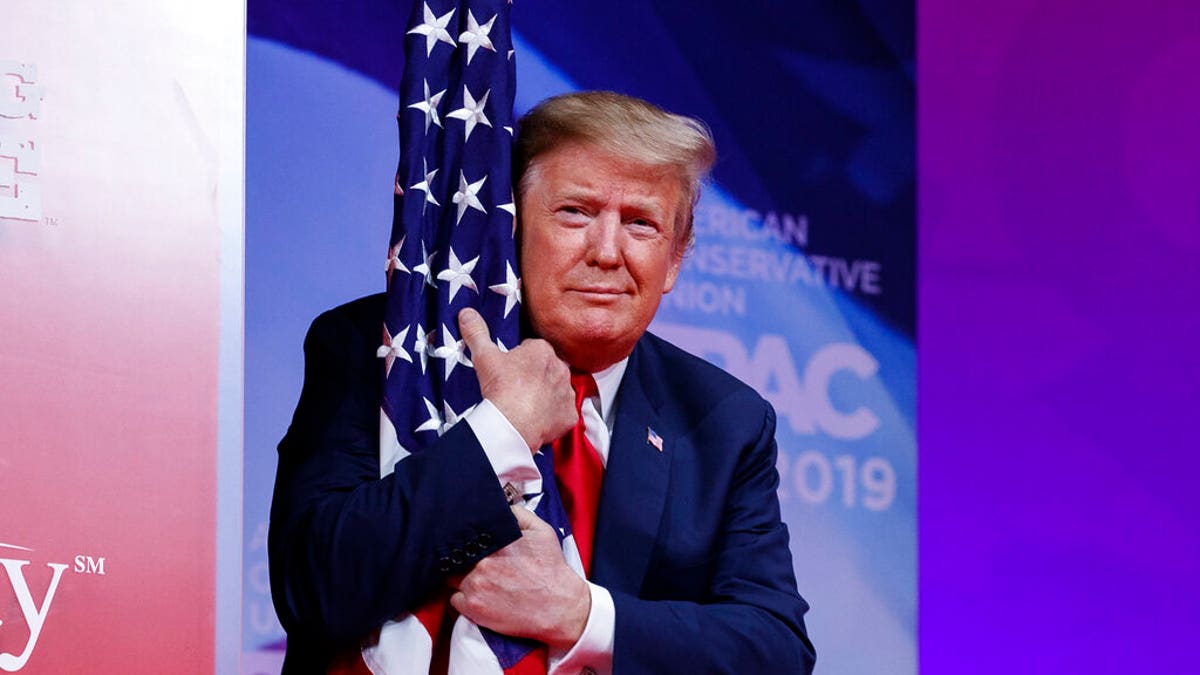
[627,219,658,235]
[557,206,589,224]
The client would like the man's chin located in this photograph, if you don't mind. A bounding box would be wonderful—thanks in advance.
[557,329,637,371]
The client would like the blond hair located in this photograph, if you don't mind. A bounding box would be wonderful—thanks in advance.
[514,91,716,256]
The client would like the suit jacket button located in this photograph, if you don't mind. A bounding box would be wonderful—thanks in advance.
[437,555,451,573]
[464,540,482,557]
[449,548,466,566]
[477,532,493,547]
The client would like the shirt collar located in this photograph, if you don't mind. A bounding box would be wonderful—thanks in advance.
[589,357,628,430]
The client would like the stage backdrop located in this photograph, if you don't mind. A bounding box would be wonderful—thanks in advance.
[0,2,244,674]
[243,2,915,673]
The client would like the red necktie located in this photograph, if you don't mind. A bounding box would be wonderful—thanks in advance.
[552,371,605,576]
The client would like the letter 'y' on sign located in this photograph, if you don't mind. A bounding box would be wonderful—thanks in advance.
[0,557,68,672]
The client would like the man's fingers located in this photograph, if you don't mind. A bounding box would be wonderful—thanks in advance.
[458,308,496,365]
[512,504,551,533]
[449,590,468,615]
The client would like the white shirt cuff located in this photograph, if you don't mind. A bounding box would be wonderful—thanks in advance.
[465,399,541,493]
[548,582,614,675]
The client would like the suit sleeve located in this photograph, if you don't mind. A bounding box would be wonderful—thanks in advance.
[609,401,816,674]
[268,305,521,651]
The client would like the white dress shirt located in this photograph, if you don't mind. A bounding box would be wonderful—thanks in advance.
[464,359,627,675]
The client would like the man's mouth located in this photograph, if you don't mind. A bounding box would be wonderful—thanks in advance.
[571,286,626,295]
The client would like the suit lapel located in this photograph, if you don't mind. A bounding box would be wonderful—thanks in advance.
[591,340,671,594]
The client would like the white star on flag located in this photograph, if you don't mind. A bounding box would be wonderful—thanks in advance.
[407,3,456,56]
[408,79,446,133]
[431,323,473,380]
[451,171,488,225]
[414,324,436,374]
[458,11,497,65]
[413,241,437,287]
[446,86,492,142]
[498,199,516,235]
[439,401,476,435]
[413,398,473,436]
[414,397,443,434]
[377,325,412,377]
[436,248,479,302]
[488,261,521,318]
[410,160,440,212]
[386,237,410,283]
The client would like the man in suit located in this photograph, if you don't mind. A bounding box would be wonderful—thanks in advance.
[270,91,815,673]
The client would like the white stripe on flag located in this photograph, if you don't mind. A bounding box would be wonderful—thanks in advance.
[561,534,584,579]
[364,615,434,675]
[448,616,504,675]
[379,408,410,478]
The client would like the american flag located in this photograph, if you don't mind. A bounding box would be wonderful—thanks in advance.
[379,0,519,460]
[363,1,578,673]
[647,427,664,453]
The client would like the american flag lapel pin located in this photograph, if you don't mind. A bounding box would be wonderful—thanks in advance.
[647,427,664,452]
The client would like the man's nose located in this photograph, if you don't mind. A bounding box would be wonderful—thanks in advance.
[585,211,622,268]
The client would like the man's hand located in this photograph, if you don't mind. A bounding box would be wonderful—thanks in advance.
[458,308,577,451]
[449,505,591,651]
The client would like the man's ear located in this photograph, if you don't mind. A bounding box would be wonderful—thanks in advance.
[662,251,683,294]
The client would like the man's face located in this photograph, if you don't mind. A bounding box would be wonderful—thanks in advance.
[519,142,683,372]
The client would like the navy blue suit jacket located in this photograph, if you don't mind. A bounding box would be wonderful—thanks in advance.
[269,294,815,673]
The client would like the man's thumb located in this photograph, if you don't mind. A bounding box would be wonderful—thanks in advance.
[458,307,496,363]
[511,504,549,532]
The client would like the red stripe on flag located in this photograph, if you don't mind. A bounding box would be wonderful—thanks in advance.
[413,587,453,637]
